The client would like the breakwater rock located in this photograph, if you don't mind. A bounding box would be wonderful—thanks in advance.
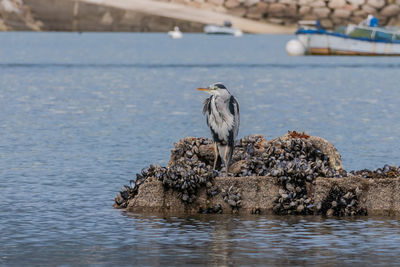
[160,0,400,29]
[115,132,400,216]
[0,0,42,30]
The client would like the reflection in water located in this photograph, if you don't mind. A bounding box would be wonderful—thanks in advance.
[120,212,400,266]
[210,217,234,266]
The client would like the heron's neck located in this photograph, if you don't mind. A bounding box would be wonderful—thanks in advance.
[212,90,230,100]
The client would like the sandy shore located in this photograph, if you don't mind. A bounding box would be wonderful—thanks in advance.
[80,0,296,33]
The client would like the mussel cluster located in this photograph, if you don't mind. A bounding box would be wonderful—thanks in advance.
[221,185,242,212]
[232,136,344,178]
[114,164,159,208]
[229,135,345,215]
[232,134,267,162]
[169,137,214,166]
[160,138,216,203]
[114,185,131,208]
[114,138,216,208]
[317,185,367,216]
[350,164,400,178]
[268,138,343,215]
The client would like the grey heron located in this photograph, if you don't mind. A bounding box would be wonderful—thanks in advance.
[197,82,240,174]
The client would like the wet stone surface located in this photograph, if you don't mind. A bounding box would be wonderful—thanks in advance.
[114,133,400,216]
[198,204,223,214]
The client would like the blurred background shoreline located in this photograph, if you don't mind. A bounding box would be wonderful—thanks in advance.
[1,0,399,33]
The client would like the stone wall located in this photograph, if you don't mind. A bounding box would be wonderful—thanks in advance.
[159,0,400,28]
[0,0,42,30]
[124,176,400,216]
[23,0,204,32]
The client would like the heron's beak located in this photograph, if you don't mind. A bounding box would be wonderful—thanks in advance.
[196,87,210,92]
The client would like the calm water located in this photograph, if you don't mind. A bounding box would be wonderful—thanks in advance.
[1,32,400,266]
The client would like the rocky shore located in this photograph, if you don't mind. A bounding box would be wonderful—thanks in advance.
[1,0,399,31]
[0,0,42,30]
[115,132,400,216]
[162,0,400,28]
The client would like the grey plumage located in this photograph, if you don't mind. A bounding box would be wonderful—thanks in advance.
[197,82,240,173]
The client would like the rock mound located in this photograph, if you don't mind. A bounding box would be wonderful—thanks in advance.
[114,132,399,216]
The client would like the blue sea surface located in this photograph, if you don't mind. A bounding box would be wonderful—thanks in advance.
[1,32,400,266]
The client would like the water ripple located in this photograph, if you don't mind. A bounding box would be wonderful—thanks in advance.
[1,62,400,69]
[2,33,400,266]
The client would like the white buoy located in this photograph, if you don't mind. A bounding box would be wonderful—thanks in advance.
[234,30,243,37]
[286,39,305,56]
[168,26,183,39]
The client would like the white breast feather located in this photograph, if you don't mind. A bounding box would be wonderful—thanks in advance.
[208,97,234,141]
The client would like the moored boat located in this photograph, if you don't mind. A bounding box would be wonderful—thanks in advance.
[286,20,400,56]
[204,20,243,37]
[168,26,182,39]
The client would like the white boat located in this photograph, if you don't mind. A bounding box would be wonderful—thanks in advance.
[168,26,182,39]
[287,20,400,56]
[204,21,243,37]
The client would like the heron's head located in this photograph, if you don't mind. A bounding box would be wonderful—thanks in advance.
[196,82,229,96]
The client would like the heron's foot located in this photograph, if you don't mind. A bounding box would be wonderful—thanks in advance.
[224,167,230,176]
[218,164,229,176]
[214,158,222,171]
[212,169,220,178]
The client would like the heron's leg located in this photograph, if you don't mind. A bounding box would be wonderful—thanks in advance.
[213,142,219,170]
[223,146,229,175]
[224,145,234,175]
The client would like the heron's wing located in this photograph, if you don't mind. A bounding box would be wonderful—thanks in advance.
[202,96,212,116]
[229,96,240,139]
